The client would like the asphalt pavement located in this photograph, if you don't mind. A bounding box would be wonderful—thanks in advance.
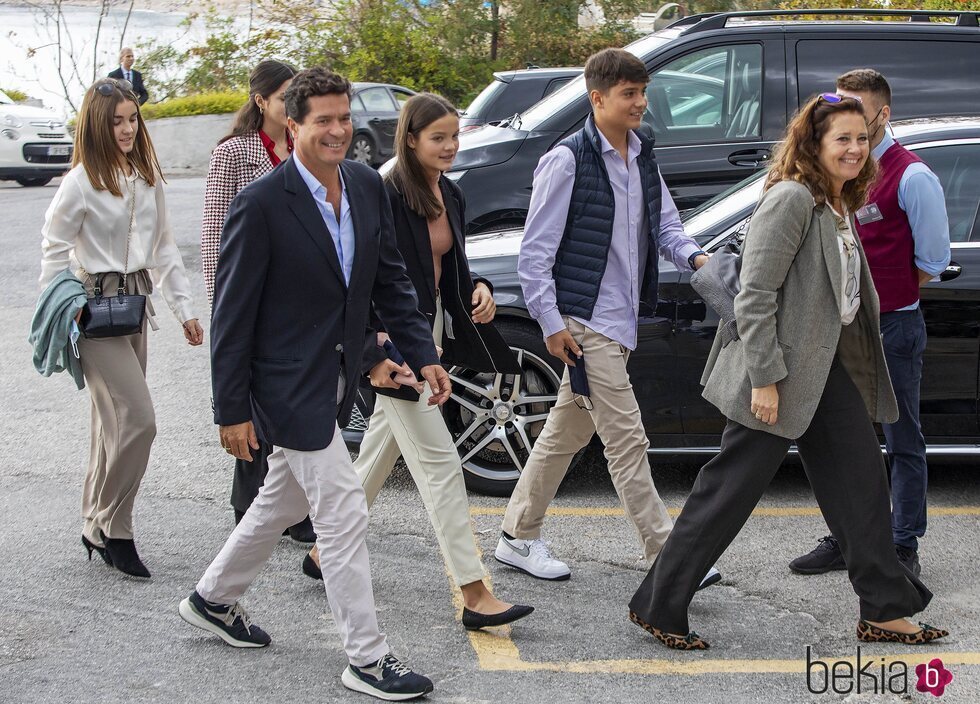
[2,176,978,704]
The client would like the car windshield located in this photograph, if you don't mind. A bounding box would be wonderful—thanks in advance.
[464,79,505,117]
[681,170,767,242]
[520,32,675,131]
[0,90,13,104]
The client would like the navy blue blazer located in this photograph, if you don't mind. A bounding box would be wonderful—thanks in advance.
[108,67,148,105]
[210,156,440,451]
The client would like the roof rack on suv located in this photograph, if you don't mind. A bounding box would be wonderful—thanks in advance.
[672,9,980,33]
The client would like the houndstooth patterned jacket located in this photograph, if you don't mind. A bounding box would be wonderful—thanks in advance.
[201,131,275,304]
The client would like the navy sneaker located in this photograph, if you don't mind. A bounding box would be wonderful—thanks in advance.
[341,653,434,701]
[178,590,271,648]
[789,535,847,574]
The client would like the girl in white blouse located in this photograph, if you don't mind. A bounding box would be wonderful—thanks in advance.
[39,78,203,578]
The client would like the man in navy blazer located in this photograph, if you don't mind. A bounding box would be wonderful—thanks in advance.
[108,48,148,105]
[178,68,449,701]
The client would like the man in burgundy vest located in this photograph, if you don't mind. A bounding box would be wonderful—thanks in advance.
[790,70,950,578]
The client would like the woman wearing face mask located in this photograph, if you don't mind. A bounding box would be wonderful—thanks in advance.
[627,93,946,650]
[303,93,533,630]
[39,78,204,578]
[200,60,315,543]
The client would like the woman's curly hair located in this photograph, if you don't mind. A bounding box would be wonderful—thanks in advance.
[765,94,877,213]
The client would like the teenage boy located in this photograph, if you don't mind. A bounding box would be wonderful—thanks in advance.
[790,69,950,578]
[495,48,719,590]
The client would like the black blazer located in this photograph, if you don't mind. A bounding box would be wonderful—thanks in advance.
[108,67,148,105]
[211,156,440,451]
[362,176,519,402]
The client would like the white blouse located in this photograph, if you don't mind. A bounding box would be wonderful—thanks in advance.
[830,207,861,326]
[39,165,195,323]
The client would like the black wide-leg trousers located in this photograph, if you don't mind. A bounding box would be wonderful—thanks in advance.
[630,357,932,635]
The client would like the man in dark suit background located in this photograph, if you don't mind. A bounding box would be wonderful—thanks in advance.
[108,47,149,104]
[178,68,450,701]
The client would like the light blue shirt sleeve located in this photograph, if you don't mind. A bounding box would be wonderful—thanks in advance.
[656,175,702,270]
[898,165,951,277]
[518,146,576,340]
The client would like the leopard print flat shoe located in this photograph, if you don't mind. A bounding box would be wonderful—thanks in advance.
[857,620,949,644]
[629,610,710,650]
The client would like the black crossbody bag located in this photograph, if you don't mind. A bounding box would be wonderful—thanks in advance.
[80,179,147,338]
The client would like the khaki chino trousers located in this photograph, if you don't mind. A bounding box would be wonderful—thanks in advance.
[353,296,486,586]
[502,317,673,563]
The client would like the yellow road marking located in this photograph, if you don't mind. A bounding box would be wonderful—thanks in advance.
[469,506,980,518]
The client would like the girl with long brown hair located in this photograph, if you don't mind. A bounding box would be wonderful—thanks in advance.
[628,94,947,649]
[39,78,203,578]
[199,59,315,544]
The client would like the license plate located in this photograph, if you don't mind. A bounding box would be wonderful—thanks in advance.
[47,145,71,156]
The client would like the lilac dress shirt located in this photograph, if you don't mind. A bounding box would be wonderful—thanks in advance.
[518,128,701,350]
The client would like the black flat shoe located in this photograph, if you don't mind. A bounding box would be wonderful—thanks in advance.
[287,516,317,544]
[461,604,534,630]
[82,534,112,566]
[101,531,151,578]
[302,553,322,580]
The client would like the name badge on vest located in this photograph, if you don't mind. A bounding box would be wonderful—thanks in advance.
[855,203,884,225]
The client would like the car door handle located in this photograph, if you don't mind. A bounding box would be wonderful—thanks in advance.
[728,149,770,167]
[369,118,382,124]
[940,262,962,282]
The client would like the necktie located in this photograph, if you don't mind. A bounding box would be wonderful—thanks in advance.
[126,70,132,83]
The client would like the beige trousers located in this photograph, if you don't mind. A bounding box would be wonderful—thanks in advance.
[354,296,486,586]
[77,278,156,542]
[197,426,389,667]
[502,317,673,563]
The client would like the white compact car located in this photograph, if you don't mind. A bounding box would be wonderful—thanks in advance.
[0,90,73,187]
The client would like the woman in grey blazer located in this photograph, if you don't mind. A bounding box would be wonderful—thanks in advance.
[628,94,947,650]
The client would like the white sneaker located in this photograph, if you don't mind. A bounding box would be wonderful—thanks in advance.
[697,566,722,591]
[494,534,571,580]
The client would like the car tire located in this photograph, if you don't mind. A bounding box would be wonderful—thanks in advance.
[443,317,580,497]
[16,176,52,187]
[347,134,376,166]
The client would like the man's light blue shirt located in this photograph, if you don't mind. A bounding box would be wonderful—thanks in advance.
[293,153,355,284]
[872,130,951,310]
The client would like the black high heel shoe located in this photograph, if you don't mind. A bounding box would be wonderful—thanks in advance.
[82,534,112,566]
[101,531,151,578]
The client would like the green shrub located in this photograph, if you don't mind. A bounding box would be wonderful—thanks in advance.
[142,91,247,120]
[1,87,30,102]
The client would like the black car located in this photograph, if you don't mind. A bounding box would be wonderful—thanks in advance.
[347,82,416,166]
[445,9,980,233]
[460,68,582,134]
[347,118,980,496]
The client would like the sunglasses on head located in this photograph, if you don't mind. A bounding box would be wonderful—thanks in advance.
[96,79,134,96]
[819,92,862,105]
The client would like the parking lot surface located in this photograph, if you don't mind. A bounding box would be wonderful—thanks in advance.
[2,178,978,703]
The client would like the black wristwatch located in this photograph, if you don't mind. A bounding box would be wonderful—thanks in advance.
[688,250,707,270]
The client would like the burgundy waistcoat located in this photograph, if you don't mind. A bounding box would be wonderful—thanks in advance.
[855,142,922,313]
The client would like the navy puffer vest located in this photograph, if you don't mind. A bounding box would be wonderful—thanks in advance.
[553,116,663,320]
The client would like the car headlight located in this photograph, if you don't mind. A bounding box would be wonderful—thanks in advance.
[444,170,467,182]
[2,114,22,128]
[1,128,19,140]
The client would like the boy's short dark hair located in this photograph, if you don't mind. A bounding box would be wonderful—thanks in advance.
[284,67,353,123]
[584,48,648,94]
[836,68,892,107]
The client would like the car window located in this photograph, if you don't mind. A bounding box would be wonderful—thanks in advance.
[914,143,980,243]
[796,40,980,120]
[463,79,506,118]
[543,77,575,97]
[350,94,366,113]
[646,44,762,146]
[391,89,413,111]
[358,87,396,112]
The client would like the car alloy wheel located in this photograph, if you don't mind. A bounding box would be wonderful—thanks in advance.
[443,347,561,496]
[349,135,374,165]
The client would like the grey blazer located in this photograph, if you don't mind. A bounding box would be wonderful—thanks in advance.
[700,180,898,439]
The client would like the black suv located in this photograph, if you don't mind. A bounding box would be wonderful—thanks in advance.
[460,68,582,134]
[447,9,980,233]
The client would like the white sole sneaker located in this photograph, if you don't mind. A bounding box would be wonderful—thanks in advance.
[341,666,433,701]
[697,566,722,591]
[494,538,571,581]
[178,597,268,648]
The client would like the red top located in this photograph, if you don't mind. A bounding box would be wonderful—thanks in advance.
[258,129,293,166]
[855,142,923,313]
